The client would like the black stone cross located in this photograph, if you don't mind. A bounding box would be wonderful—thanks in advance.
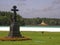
[8,6,22,38]
[11,6,18,22]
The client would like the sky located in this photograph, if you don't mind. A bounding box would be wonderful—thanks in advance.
[0,0,60,18]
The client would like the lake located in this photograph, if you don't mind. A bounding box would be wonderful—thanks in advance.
[0,26,60,32]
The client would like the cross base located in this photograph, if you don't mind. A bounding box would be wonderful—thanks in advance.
[8,22,22,38]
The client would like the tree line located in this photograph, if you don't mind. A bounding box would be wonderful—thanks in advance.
[0,11,60,26]
[24,18,60,26]
[0,11,25,26]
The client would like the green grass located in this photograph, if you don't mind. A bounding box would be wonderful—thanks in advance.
[0,31,60,45]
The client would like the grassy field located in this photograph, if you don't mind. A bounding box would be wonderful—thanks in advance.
[0,31,60,45]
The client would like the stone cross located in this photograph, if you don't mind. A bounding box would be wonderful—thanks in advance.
[11,6,18,22]
[8,6,22,38]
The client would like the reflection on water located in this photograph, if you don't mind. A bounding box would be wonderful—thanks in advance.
[21,26,60,28]
[0,25,60,27]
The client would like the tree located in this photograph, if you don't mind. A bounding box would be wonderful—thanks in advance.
[0,11,25,26]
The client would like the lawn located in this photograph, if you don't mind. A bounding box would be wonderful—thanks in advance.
[0,31,60,45]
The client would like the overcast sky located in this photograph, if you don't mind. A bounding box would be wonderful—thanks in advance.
[0,0,60,18]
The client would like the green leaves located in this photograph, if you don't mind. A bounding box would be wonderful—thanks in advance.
[0,11,24,26]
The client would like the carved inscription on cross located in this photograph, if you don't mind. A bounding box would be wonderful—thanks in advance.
[11,5,18,22]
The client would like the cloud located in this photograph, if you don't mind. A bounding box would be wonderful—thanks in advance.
[53,0,60,4]
[16,0,26,1]
[21,0,60,18]
[39,0,60,12]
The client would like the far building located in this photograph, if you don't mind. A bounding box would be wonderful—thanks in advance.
[39,20,48,26]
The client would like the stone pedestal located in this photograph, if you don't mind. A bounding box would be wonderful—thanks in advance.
[8,22,22,37]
